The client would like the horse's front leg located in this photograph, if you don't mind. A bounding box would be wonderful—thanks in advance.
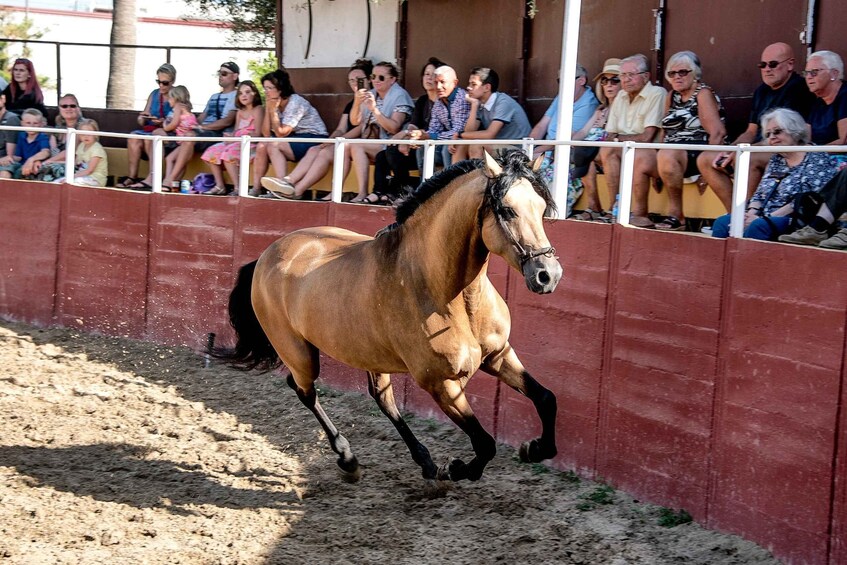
[482,343,557,463]
[367,372,439,480]
[426,377,497,482]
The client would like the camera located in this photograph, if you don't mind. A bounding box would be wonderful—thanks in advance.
[356,77,366,90]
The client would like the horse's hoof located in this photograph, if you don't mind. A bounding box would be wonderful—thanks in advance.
[337,455,361,482]
[437,458,468,481]
[519,439,557,463]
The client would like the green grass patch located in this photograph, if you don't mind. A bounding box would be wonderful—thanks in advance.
[658,508,693,527]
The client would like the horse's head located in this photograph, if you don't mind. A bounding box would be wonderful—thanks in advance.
[479,151,563,294]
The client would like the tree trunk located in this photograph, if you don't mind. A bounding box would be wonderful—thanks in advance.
[105,0,137,109]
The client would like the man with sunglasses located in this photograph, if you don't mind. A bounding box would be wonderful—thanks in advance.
[698,42,814,201]
[599,54,667,226]
[157,61,240,189]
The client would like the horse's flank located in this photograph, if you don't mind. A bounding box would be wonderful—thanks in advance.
[252,166,505,378]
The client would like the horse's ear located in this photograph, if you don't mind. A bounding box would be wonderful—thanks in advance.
[531,154,544,172]
[483,151,503,178]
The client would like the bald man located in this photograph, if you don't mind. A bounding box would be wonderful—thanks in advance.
[410,65,471,166]
[698,42,816,202]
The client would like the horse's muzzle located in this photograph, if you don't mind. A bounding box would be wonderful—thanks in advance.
[522,256,563,294]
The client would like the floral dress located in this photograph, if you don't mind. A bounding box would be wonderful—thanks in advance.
[201,115,257,164]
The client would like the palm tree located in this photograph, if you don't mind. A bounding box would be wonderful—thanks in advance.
[105,0,137,109]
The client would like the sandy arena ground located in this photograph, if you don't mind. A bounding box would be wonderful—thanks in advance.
[0,320,778,564]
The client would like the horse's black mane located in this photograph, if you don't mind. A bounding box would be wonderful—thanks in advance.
[379,149,556,236]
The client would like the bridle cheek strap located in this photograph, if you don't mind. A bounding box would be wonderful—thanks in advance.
[494,213,556,268]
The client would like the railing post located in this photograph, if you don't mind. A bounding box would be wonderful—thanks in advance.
[238,135,251,196]
[150,136,163,193]
[729,144,752,238]
[617,141,636,226]
[331,137,346,202]
[63,128,76,183]
[522,137,534,160]
[56,43,62,99]
[423,140,435,179]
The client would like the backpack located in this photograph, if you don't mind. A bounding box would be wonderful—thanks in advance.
[192,173,216,193]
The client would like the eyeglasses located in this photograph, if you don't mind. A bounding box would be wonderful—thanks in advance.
[757,58,791,69]
[600,76,621,85]
[60,104,78,109]
[764,128,785,139]
[218,71,233,77]
[619,71,647,80]
[156,80,171,86]
[802,68,830,78]
[666,69,692,78]
[370,74,389,81]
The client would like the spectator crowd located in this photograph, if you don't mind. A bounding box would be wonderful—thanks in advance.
[2,43,847,249]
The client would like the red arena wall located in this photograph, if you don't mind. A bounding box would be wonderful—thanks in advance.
[1,180,846,564]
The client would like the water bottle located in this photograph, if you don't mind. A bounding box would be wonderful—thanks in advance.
[179,179,191,194]
[611,195,620,221]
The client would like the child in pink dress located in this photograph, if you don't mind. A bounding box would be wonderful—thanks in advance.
[201,81,264,195]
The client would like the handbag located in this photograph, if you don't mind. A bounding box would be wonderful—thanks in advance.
[192,173,216,193]
[787,191,826,232]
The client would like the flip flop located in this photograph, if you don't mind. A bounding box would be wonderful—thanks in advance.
[127,181,152,191]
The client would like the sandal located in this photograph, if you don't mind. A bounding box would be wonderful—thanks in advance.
[629,214,655,229]
[362,192,393,205]
[207,185,228,196]
[570,209,604,221]
[655,216,687,231]
[127,181,152,191]
[115,176,139,188]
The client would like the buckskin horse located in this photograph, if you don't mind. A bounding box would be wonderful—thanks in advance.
[218,150,563,482]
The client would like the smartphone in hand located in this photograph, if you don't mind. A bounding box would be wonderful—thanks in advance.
[356,77,366,90]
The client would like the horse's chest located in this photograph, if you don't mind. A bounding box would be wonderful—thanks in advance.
[420,315,483,378]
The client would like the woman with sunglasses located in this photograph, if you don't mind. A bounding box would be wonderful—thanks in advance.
[632,50,726,230]
[710,108,837,240]
[32,93,84,182]
[347,61,414,203]
[570,58,622,221]
[116,63,176,188]
[1,58,46,117]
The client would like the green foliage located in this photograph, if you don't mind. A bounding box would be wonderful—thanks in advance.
[247,52,278,86]
[180,0,275,43]
[0,9,45,83]
[561,470,580,484]
[657,508,693,528]
[577,484,615,511]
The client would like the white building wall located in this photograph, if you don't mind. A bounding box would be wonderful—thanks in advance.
[2,7,271,110]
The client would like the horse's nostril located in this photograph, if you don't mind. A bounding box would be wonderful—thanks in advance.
[537,270,550,285]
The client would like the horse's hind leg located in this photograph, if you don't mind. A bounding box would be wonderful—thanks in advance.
[482,343,557,463]
[426,378,496,482]
[367,372,439,480]
[283,344,360,480]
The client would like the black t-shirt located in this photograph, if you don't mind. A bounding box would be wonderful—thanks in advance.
[410,95,434,131]
[341,99,354,132]
[748,73,815,141]
[1,85,48,118]
[808,81,847,146]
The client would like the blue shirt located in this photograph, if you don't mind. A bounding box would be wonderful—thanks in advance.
[808,81,847,146]
[544,88,600,140]
[14,132,50,161]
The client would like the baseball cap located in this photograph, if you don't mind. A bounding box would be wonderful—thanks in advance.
[220,62,240,74]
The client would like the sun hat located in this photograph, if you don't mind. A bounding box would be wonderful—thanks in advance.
[592,58,622,82]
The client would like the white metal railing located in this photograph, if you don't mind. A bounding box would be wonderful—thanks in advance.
[3,123,845,238]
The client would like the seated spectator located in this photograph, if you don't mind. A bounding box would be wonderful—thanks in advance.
[201,80,264,195]
[570,58,622,221]
[8,108,51,179]
[0,92,21,178]
[140,62,239,190]
[344,61,413,203]
[408,65,471,169]
[778,167,847,249]
[255,68,328,197]
[1,58,47,117]
[698,42,815,200]
[257,59,371,199]
[633,50,726,231]
[528,63,601,212]
[54,118,108,187]
[116,63,176,188]
[375,56,446,202]
[711,108,837,240]
[599,54,667,228]
[804,50,847,158]
[34,93,84,182]
[459,67,533,161]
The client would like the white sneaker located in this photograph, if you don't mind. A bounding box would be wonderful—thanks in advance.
[260,177,295,197]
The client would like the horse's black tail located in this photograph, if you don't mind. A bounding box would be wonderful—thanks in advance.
[211,260,283,372]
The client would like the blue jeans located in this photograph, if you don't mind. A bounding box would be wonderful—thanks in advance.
[416,144,449,172]
[711,213,791,240]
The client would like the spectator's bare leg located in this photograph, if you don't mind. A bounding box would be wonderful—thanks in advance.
[350,143,373,200]
[696,151,732,212]
[223,160,239,191]
[657,148,686,222]
[599,146,621,205]
[580,162,602,212]
[127,138,143,179]
[464,144,479,160]
[162,141,195,186]
[632,149,658,218]
[287,145,323,184]
[266,141,292,181]
[293,145,349,197]
[252,143,270,193]
[205,161,225,189]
